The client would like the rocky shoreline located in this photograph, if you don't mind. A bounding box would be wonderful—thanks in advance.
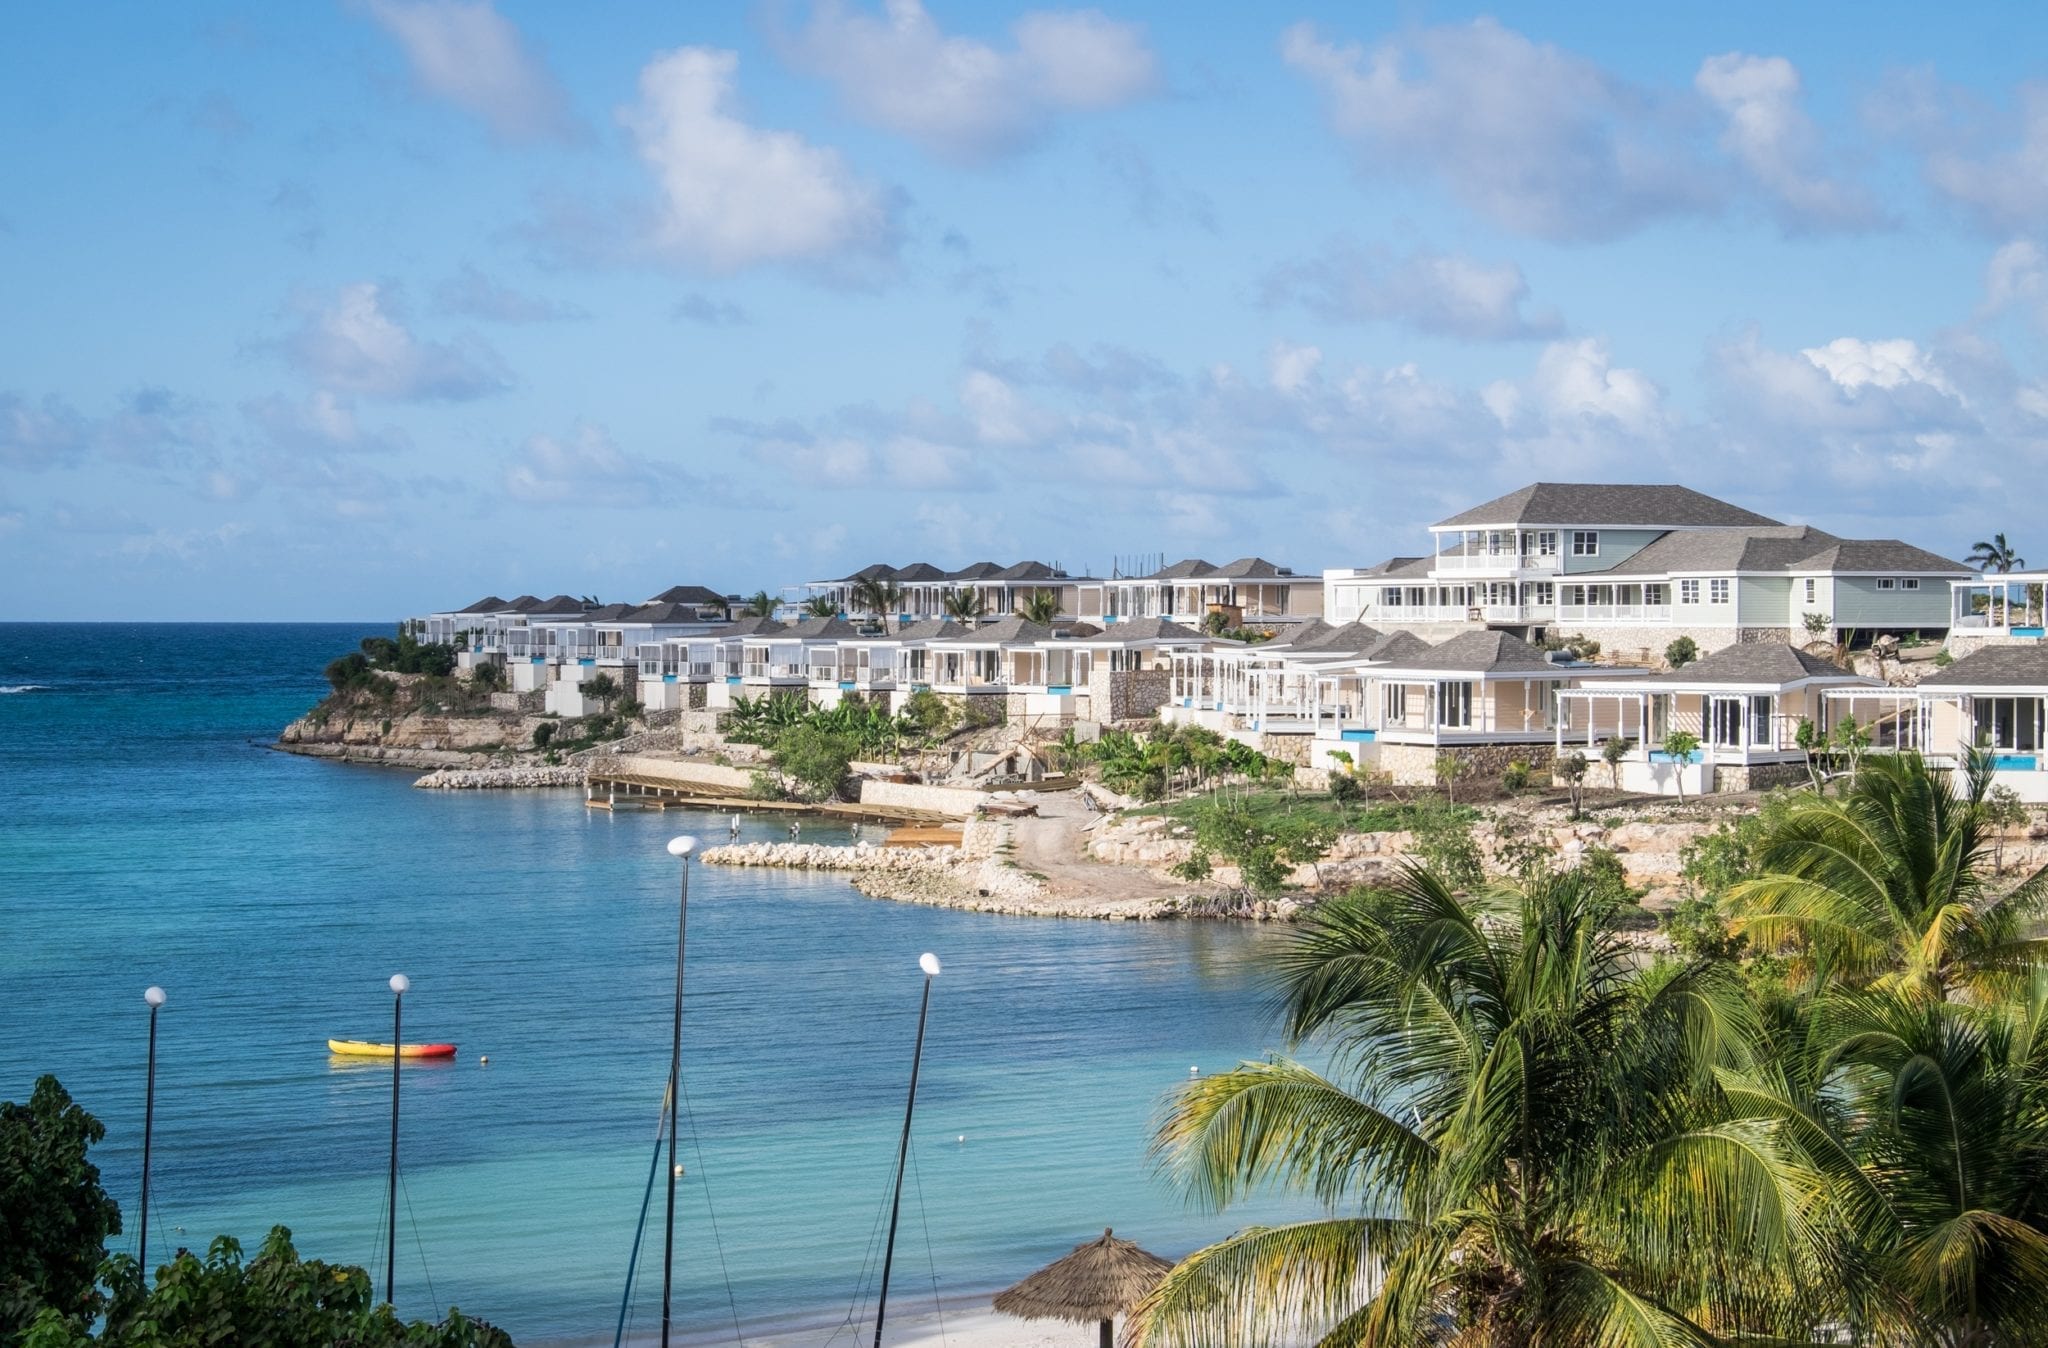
[414,766,586,790]
[700,839,1264,921]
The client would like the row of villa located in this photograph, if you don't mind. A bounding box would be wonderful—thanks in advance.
[410,482,2048,799]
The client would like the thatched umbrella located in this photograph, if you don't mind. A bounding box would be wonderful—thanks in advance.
[993,1228,1174,1348]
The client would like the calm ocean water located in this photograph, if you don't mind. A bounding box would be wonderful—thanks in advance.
[0,623,1307,1344]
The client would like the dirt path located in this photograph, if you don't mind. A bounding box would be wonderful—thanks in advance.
[1007,790,1217,903]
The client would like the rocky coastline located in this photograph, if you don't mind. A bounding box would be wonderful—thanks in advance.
[414,766,586,789]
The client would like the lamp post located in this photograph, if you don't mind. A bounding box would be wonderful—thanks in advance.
[874,953,941,1348]
[139,986,166,1277]
[386,973,409,1308]
[660,835,697,1348]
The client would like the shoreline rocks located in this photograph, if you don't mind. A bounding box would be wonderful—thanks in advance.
[414,766,586,790]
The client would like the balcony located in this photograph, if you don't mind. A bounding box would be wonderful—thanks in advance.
[1432,553,1561,574]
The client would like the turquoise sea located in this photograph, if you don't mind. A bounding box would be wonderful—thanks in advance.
[0,624,1307,1344]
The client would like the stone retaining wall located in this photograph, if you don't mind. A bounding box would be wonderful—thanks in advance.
[1088,668,1173,721]
[1710,760,1809,793]
[1376,741,1555,786]
[857,779,987,816]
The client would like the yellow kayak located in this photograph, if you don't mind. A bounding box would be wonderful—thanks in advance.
[328,1039,458,1059]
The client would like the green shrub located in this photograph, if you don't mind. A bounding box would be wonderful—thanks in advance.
[1411,798,1484,890]
[1663,635,1698,669]
[770,725,858,802]
[532,721,555,750]
[1501,759,1531,794]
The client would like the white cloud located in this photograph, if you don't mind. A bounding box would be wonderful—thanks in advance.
[504,423,696,507]
[1262,240,1562,340]
[274,283,510,401]
[241,391,412,456]
[1267,342,1323,395]
[671,293,749,327]
[0,388,212,471]
[1801,337,1958,398]
[1903,79,2048,234]
[781,0,1157,162]
[622,47,895,273]
[1982,239,2048,327]
[366,0,576,142]
[432,266,587,323]
[1279,19,1712,241]
[1695,52,1880,230]
[1281,21,1877,240]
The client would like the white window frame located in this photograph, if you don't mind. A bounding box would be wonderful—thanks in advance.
[1536,530,1559,557]
[1710,579,1731,604]
[1680,579,1700,604]
[1804,578,1816,602]
[1901,577,1920,590]
[1571,530,1599,557]
[1440,681,1474,729]
[1645,583,1668,606]
[1877,578,1896,591]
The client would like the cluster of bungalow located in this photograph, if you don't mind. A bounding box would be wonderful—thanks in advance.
[789,557,1325,628]
[413,584,1232,723]
[1322,482,1969,660]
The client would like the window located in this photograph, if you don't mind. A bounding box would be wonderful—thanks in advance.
[1877,578,1896,591]
[1387,684,1409,723]
[1710,579,1731,604]
[1562,584,1587,606]
[1901,578,1920,590]
[1645,583,1668,606]
[1527,581,1554,606]
[1383,587,1403,607]
[1710,698,1743,748]
[1571,530,1599,557]
[1536,530,1559,556]
[1804,578,1816,602]
[1680,579,1700,604]
[1439,681,1474,728]
[1973,697,2043,752]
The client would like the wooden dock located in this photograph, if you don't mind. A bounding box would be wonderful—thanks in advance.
[580,772,954,825]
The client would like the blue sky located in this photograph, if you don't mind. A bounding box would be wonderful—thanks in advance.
[4,1,2047,619]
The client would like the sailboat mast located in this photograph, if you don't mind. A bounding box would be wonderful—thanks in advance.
[873,953,941,1348]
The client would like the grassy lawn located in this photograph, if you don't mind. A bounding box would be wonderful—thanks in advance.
[1132,790,1475,833]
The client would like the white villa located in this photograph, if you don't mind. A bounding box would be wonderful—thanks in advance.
[1555,644,1878,797]
[787,556,1324,629]
[1324,483,1968,661]
[1826,645,2048,801]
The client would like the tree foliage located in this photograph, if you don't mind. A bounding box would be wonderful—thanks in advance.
[22,1227,511,1348]
[1170,797,1336,894]
[1,1078,119,1341]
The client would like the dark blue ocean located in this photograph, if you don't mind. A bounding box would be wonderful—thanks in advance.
[0,624,1303,1344]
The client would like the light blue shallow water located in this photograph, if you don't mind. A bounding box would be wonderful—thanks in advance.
[0,624,1309,1344]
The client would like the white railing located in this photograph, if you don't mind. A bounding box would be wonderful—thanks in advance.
[1555,604,1670,623]
[1433,554,1560,573]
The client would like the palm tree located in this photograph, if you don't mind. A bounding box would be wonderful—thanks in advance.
[1727,751,2048,1001]
[801,595,839,618]
[740,590,777,619]
[942,586,986,626]
[851,577,904,631]
[1717,981,2048,1344]
[1016,589,1059,624]
[1968,532,2025,574]
[1129,865,1798,1347]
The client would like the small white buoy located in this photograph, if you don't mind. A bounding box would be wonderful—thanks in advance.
[957,1134,965,1144]
[1190,1065,1200,1075]
[673,1164,685,1178]
[479,1055,489,1065]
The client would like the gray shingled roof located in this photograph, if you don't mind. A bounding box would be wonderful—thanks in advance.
[996,560,1062,580]
[1208,556,1300,579]
[620,601,712,623]
[945,615,1053,644]
[783,616,863,639]
[1919,645,2048,690]
[843,563,895,583]
[1147,558,1217,579]
[1072,616,1203,643]
[1359,631,1433,663]
[505,595,543,611]
[1435,483,1782,530]
[1599,525,1967,577]
[1648,644,1860,685]
[1389,630,1567,675]
[718,617,787,636]
[947,561,1005,581]
[1261,618,1336,649]
[458,595,509,614]
[644,584,725,606]
[892,562,948,582]
[892,618,968,640]
[1355,556,1429,579]
[1288,621,1385,655]
[528,595,593,616]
